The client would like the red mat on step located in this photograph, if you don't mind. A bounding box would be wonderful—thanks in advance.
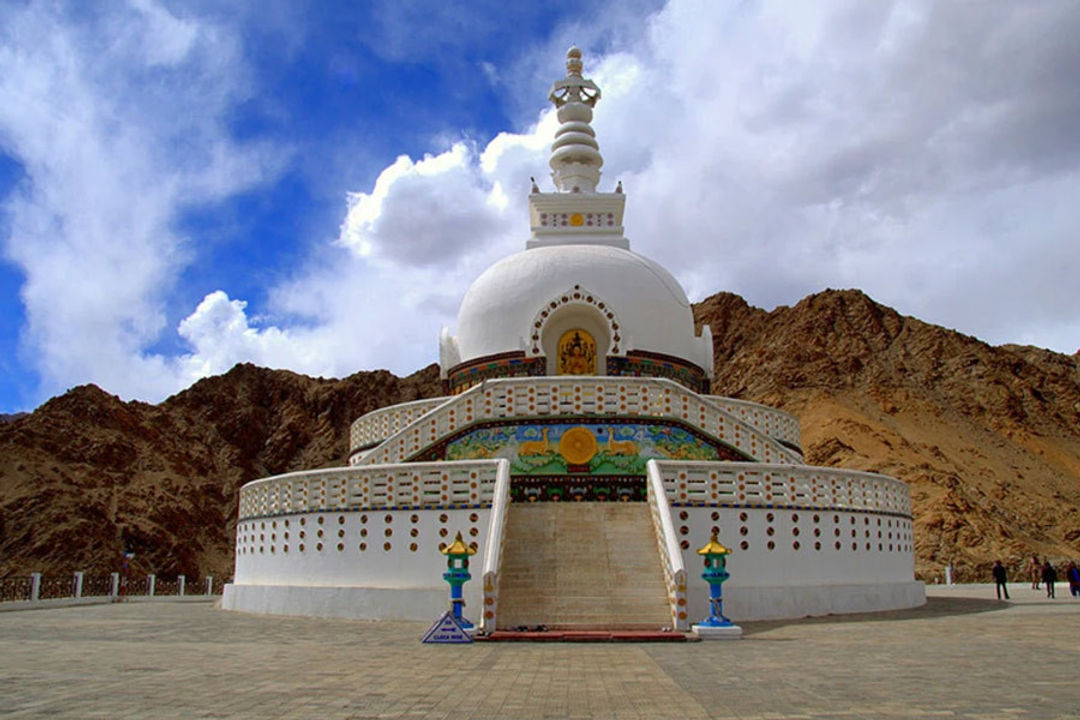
[475,630,691,642]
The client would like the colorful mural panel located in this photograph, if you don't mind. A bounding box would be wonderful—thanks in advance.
[442,421,727,476]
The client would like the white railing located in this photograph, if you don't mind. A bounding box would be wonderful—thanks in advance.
[237,460,506,520]
[703,396,801,451]
[479,459,511,634]
[353,376,802,468]
[350,397,450,452]
[647,460,689,631]
[651,461,912,516]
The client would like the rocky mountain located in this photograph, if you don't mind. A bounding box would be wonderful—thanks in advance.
[0,288,1077,583]
[695,289,1080,581]
[0,365,441,581]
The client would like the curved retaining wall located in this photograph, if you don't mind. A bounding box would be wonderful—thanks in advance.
[349,384,803,456]
[224,460,923,622]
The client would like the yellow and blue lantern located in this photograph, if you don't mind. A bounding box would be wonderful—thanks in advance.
[441,531,477,629]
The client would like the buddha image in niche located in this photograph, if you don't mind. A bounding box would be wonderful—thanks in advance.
[558,329,597,375]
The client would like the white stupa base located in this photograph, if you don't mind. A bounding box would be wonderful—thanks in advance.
[692,623,743,640]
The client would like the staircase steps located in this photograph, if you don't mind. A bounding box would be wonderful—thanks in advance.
[495,502,672,630]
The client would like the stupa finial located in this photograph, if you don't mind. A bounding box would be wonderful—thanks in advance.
[547,47,603,193]
[566,45,583,76]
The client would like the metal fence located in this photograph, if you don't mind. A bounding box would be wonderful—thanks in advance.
[0,572,228,603]
[0,576,32,602]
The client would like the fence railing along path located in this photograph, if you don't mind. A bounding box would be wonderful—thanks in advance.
[0,572,226,604]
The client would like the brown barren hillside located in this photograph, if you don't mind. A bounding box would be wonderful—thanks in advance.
[695,289,1080,581]
[0,364,441,581]
[0,289,1077,584]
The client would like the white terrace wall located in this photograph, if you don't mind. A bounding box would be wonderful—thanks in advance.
[351,377,802,467]
[650,460,923,620]
[224,460,508,621]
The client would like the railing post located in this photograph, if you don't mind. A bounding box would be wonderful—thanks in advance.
[29,572,41,602]
[178,575,185,596]
[74,571,84,598]
[147,574,156,597]
[110,572,120,600]
[205,576,213,595]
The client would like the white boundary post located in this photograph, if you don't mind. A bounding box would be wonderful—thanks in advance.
[178,575,186,597]
[110,572,120,599]
[74,571,84,598]
[147,574,156,597]
[205,576,213,595]
[29,573,41,602]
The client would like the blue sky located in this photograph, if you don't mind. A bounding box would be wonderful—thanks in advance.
[1,0,1078,413]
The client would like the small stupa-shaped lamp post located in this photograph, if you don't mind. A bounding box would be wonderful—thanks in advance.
[692,532,742,639]
[441,532,477,630]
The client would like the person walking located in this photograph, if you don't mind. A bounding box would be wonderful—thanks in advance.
[992,560,1009,600]
[1029,554,1041,589]
[1041,560,1057,599]
[1066,561,1080,598]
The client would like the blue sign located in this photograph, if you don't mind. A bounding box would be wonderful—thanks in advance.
[421,611,473,644]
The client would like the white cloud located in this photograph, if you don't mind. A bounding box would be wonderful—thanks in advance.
[0,1,285,403]
[4,0,1079,410]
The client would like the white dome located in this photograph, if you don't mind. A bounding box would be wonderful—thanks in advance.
[449,244,710,372]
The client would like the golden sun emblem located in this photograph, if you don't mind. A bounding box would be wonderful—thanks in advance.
[569,212,585,226]
[558,426,598,465]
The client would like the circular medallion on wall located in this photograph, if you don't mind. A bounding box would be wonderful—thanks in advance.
[558,426,598,464]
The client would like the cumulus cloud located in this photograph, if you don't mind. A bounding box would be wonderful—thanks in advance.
[0,1,284,402]
[4,0,1079,409]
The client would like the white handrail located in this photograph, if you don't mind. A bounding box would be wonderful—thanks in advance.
[651,460,912,516]
[354,376,802,469]
[349,396,450,452]
[647,459,689,631]
[236,460,506,520]
[479,459,511,633]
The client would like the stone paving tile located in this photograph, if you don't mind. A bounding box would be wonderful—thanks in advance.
[0,586,1078,719]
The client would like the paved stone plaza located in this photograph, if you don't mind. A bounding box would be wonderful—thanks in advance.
[1,585,1078,719]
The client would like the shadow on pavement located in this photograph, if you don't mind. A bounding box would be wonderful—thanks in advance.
[739,595,1005,637]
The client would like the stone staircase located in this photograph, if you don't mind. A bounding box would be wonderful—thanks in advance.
[495,502,673,630]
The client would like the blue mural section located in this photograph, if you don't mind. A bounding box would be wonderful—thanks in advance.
[444,422,724,476]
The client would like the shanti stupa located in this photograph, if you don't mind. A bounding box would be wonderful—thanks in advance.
[223,49,925,630]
